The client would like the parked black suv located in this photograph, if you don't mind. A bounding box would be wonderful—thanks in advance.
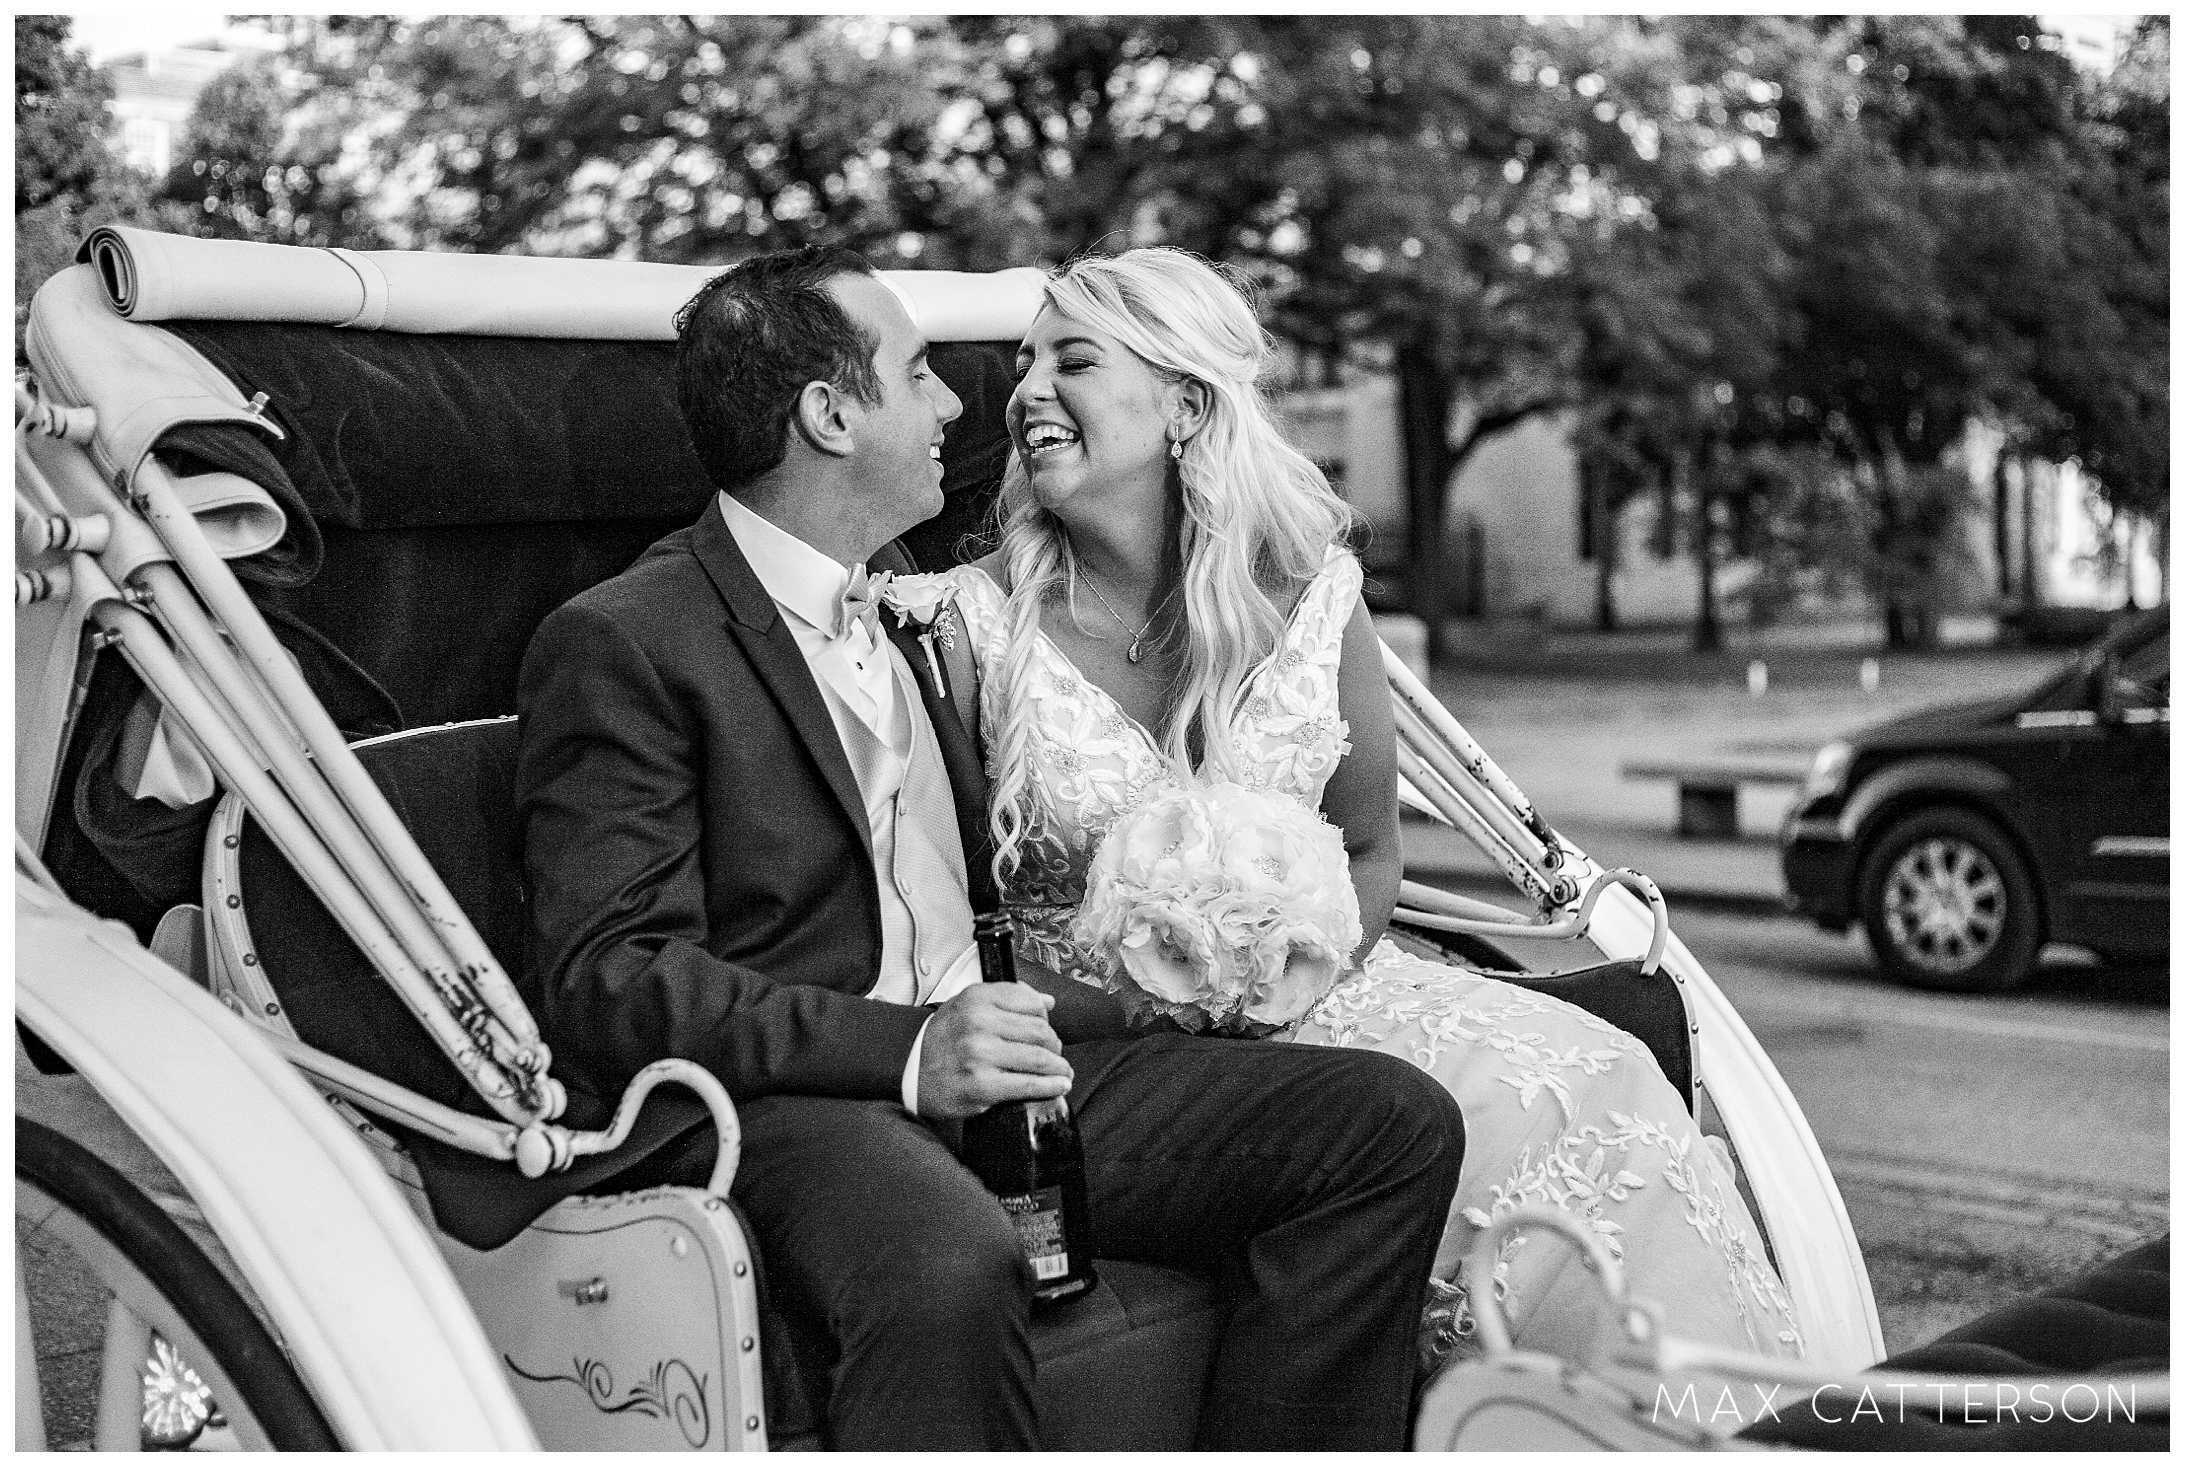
[1780,608,2168,991]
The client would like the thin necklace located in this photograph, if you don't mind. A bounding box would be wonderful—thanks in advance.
[1078,569,1170,664]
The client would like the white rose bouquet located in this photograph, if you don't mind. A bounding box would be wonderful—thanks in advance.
[1071,781,1362,1034]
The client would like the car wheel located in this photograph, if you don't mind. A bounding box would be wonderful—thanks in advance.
[1859,808,2040,993]
[16,1119,338,1451]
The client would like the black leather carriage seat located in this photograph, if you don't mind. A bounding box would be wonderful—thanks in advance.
[225,715,1222,1448]
[1741,1233,2169,1450]
[1387,926,1696,1110]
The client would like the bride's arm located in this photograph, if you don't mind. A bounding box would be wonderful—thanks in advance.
[1320,594,1403,963]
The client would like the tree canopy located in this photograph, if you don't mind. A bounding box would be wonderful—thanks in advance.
[24,15,2167,647]
[14,17,183,345]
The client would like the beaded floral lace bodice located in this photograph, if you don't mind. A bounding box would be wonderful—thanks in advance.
[936,548,1359,982]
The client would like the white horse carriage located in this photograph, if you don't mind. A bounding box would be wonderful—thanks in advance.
[15,228,2163,1451]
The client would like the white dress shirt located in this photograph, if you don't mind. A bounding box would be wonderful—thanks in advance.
[718,494,981,1112]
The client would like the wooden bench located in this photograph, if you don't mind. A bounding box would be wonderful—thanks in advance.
[1620,757,1808,839]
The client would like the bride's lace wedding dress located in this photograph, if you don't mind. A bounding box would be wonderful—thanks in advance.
[928,551,1804,1373]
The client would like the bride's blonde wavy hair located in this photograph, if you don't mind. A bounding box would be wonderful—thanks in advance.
[986,247,1354,889]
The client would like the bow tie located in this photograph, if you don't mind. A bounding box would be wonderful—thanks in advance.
[836,564,894,640]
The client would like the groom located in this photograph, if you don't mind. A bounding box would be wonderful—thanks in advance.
[514,245,1464,1450]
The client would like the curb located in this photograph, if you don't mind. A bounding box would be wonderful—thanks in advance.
[1403,867,1793,921]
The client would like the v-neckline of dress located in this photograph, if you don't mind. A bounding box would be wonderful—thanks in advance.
[959,555,1335,772]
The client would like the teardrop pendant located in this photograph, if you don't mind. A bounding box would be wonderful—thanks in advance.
[1126,639,1143,664]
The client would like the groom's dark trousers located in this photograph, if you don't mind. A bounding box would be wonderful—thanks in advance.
[516,503,1465,1449]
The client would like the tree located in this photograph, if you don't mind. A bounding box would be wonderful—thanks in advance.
[1537,17,1809,642]
[154,14,2165,645]
[158,17,952,264]
[1245,16,1926,651]
[159,42,388,248]
[920,16,1278,266]
[149,19,1762,655]
[2024,17,2168,528]
[1724,450,1847,630]
[1723,16,2155,645]
[14,17,181,348]
[17,17,119,212]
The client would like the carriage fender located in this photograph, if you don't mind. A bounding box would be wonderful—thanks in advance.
[15,874,537,1450]
[1577,872,1885,1368]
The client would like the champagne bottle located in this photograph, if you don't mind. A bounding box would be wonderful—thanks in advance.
[957,911,1098,1309]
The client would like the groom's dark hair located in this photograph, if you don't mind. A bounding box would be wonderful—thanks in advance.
[674,245,884,493]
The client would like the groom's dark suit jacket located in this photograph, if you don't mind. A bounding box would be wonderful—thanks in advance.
[514,496,999,1106]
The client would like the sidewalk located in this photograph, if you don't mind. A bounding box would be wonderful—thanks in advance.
[1396,625,2067,913]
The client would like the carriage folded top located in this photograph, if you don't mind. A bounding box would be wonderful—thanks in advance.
[79,224,1047,341]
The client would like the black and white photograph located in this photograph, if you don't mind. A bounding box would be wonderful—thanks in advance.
[15,12,2168,1451]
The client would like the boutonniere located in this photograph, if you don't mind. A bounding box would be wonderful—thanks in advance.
[883,577,960,697]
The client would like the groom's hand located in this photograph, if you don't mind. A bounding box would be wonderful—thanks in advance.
[918,984,1073,1120]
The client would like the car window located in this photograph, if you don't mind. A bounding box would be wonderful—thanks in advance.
[2019,611,2170,713]
[2114,630,2168,708]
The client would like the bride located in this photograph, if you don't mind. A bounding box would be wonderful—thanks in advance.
[905,246,1803,1376]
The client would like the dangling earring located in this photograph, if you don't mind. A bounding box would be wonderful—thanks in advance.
[1169,438,1184,462]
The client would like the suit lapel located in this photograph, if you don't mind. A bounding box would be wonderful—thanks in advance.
[689,500,873,857]
[883,605,1001,914]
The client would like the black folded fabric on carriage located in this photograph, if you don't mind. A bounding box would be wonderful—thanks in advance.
[1739,1233,2169,1451]
[155,321,1017,724]
[1506,958,1692,1107]
[40,607,403,941]
[44,321,1017,939]
[157,322,1018,537]
[1383,925,1693,1112]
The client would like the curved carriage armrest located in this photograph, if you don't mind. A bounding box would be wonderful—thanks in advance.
[1394,868,1670,974]
[516,1059,741,1198]
[257,1032,742,1197]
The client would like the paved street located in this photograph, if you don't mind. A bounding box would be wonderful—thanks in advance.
[1677,907,2167,1199]
[1677,906,2169,1356]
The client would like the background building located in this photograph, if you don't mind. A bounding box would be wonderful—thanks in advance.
[1277,382,2163,632]
[71,17,283,177]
